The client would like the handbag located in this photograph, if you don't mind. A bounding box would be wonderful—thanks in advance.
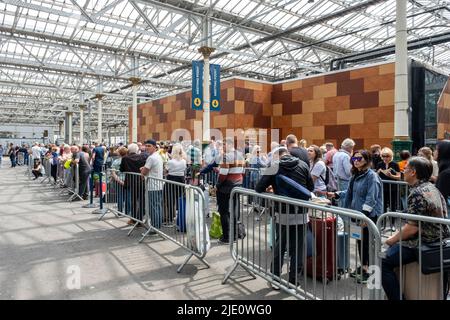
[416,238,450,274]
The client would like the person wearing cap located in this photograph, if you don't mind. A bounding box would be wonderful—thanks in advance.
[140,139,164,229]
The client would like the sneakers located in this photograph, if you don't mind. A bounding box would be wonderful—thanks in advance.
[271,283,280,291]
[356,272,370,284]
[349,266,363,278]
[218,237,229,244]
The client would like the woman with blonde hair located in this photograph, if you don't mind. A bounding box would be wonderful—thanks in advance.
[418,146,438,182]
[164,143,187,224]
[376,147,401,213]
[299,139,307,148]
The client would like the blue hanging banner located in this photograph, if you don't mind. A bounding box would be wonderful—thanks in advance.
[192,60,203,110]
[210,64,220,111]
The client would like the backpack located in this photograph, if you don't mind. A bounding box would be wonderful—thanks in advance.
[321,166,338,192]
[275,174,312,201]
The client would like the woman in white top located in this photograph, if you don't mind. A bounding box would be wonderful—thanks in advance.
[164,143,187,224]
[307,145,327,196]
[418,147,439,183]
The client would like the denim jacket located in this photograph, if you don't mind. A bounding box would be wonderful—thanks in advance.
[339,169,383,217]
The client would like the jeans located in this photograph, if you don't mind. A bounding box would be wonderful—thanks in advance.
[381,243,417,300]
[357,216,378,267]
[272,223,305,284]
[149,190,163,229]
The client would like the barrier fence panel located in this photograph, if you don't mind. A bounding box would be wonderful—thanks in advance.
[377,212,450,300]
[40,158,52,184]
[222,187,382,300]
[242,167,262,189]
[68,164,83,202]
[139,175,210,273]
[380,180,409,231]
[17,152,25,166]
[102,170,147,236]
[26,155,33,179]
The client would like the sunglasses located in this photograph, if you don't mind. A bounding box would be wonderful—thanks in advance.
[351,156,363,162]
[381,155,390,158]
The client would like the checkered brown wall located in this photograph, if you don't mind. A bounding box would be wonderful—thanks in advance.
[437,78,450,139]
[131,63,399,149]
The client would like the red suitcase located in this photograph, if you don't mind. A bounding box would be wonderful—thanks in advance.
[306,216,337,282]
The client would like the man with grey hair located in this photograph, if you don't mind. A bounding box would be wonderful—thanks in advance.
[120,143,148,224]
[285,134,309,165]
[332,138,355,191]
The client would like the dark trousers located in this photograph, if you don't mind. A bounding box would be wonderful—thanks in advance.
[51,164,58,182]
[272,223,305,283]
[32,170,42,179]
[357,216,378,267]
[381,244,417,300]
[217,190,239,241]
[163,175,185,223]
[10,155,16,167]
[79,173,90,198]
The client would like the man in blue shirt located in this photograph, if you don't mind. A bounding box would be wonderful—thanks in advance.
[332,138,355,191]
[91,142,105,173]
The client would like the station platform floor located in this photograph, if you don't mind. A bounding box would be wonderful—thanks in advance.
[0,158,293,300]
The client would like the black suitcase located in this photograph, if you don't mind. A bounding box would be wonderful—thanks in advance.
[416,239,450,274]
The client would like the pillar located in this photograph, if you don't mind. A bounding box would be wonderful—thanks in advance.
[129,77,140,143]
[65,108,73,145]
[96,94,104,143]
[79,93,86,146]
[392,0,412,159]
[59,120,65,141]
[198,46,215,143]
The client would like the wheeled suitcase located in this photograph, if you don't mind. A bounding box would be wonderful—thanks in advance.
[306,216,337,282]
[395,262,444,300]
[337,231,350,274]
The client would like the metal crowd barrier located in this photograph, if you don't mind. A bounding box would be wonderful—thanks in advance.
[25,155,33,179]
[380,180,409,232]
[139,175,210,272]
[101,170,146,235]
[40,158,52,184]
[242,167,262,189]
[17,152,25,166]
[381,179,409,213]
[57,163,83,202]
[377,212,450,300]
[222,187,382,300]
[101,169,210,272]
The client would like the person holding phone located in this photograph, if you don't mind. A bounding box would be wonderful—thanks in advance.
[376,147,401,213]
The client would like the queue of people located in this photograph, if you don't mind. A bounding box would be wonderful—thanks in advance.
[17,135,450,300]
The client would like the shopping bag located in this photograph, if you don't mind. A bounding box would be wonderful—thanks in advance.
[186,188,210,254]
[209,211,223,239]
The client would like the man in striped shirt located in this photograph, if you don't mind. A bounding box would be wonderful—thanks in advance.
[200,138,245,243]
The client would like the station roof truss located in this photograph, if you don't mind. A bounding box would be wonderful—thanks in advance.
[0,0,449,128]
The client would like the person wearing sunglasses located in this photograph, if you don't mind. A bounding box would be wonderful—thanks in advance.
[327,150,383,283]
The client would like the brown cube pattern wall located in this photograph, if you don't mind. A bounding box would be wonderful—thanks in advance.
[131,63,396,149]
[437,78,450,139]
[132,79,272,143]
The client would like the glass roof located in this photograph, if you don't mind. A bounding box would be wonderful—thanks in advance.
[0,0,449,126]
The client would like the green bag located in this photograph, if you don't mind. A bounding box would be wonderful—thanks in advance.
[209,211,223,239]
